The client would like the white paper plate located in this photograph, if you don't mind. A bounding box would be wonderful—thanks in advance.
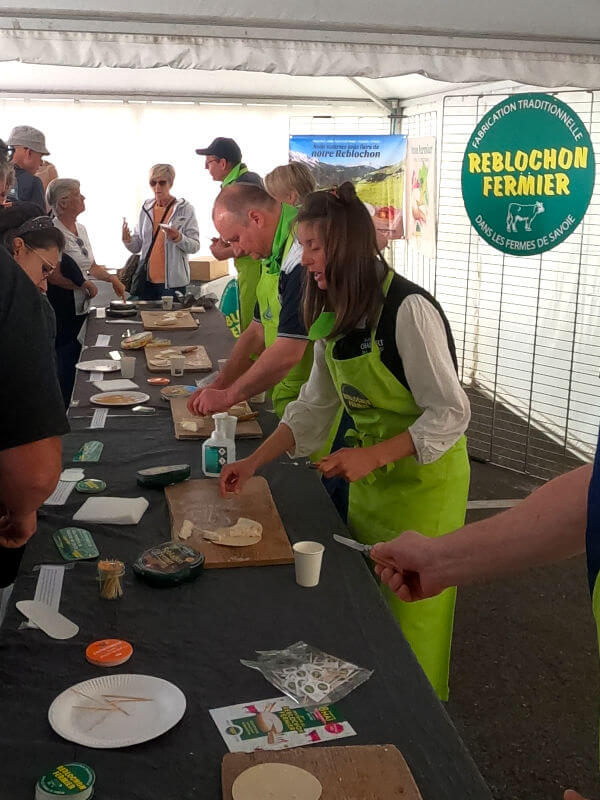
[75,359,120,373]
[48,674,186,748]
[90,391,150,407]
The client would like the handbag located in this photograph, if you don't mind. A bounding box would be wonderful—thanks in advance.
[129,199,176,297]
[118,254,140,293]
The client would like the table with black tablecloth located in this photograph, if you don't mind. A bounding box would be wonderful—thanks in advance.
[1,305,492,800]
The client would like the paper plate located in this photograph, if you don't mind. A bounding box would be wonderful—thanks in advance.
[90,391,150,407]
[48,674,186,748]
[75,360,120,373]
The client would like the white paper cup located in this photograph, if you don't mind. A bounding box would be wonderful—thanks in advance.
[218,358,228,371]
[293,541,324,587]
[170,355,186,376]
[120,356,135,379]
[161,295,174,310]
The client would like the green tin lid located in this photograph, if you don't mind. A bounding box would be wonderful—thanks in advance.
[75,479,106,494]
[53,528,99,561]
[36,762,95,798]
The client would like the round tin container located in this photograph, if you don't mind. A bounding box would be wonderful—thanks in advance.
[75,479,106,494]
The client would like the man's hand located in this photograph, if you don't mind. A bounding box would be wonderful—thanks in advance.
[371,531,444,602]
[219,458,257,497]
[110,276,127,299]
[189,387,233,416]
[122,220,132,244]
[210,237,235,260]
[315,446,380,483]
[0,510,37,548]
[564,790,590,800]
[82,280,98,299]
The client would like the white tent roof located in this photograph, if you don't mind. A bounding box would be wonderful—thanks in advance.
[1,1,599,92]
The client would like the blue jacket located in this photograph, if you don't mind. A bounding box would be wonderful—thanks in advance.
[125,197,200,288]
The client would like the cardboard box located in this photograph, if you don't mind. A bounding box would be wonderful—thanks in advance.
[189,257,229,282]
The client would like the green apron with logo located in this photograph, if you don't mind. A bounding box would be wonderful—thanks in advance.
[222,163,261,332]
[320,271,470,700]
[255,204,313,418]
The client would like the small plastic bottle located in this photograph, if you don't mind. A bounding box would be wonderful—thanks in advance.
[202,413,236,476]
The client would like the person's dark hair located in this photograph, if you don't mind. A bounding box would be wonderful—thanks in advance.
[214,182,278,223]
[297,181,386,337]
[0,203,64,254]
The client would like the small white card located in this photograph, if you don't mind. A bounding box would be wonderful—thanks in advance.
[44,481,76,506]
[95,307,106,319]
[90,408,108,429]
[95,334,111,347]
[92,379,138,391]
[89,371,103,382]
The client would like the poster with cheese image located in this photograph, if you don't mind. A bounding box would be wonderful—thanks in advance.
[461,93,595,256]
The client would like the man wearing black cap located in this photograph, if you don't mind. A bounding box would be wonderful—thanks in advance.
[196,137,263,333]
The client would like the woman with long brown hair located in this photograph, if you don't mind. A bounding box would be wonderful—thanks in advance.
[219,182,470,700]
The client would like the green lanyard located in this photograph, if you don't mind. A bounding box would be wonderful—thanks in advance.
[221,162,248,188]
[262,204,298,275]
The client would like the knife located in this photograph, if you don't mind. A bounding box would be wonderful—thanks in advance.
[333,533,373,555]
[333,533,397,571]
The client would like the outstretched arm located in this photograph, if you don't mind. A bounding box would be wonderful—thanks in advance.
[372,464,592,601]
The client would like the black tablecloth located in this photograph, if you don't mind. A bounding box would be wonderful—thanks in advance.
[1,306,491,800]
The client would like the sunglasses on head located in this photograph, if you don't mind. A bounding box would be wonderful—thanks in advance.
[150,179,168,187]
[15,215,53,235]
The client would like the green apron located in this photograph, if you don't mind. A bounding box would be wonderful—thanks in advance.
[255,204,313,418]
[323,271,470,700]
[222,163,261,332]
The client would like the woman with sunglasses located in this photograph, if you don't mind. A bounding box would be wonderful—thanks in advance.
[220,183,471,701]
[47,178,126,302]
[122,163,200,300]
[0,206,64,343]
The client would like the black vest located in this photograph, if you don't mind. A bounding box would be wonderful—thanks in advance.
[331,273,458,393]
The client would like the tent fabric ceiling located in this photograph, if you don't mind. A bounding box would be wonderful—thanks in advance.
[0,2,599,89]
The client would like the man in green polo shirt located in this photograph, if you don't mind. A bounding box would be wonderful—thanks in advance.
[187,183,312,419]
[196,137,263,333]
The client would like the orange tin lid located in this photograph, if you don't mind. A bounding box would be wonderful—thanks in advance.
[147,377,170,385]
[85,639,133,667]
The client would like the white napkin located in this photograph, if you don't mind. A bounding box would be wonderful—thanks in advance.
[92,379,139,391]
[73,497,149,525]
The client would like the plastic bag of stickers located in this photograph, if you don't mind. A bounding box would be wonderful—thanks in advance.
[240,641,373,708]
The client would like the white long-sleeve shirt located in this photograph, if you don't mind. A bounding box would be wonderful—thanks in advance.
[281,293,471,465]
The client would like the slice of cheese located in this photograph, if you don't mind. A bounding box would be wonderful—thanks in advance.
[179,519,194,540]
[202,517,262,547]
[180,420,198,432]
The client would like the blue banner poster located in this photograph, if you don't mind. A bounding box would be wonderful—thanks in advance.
[289,134,407,241]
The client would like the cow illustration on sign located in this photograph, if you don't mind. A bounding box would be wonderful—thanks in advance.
[506,200,545,233]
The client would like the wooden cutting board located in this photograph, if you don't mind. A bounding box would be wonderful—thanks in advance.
[170,396,262,440]
[145,344,212,373]
[141,310,199,330]
[165,477,293,569]
[221,745,422,800]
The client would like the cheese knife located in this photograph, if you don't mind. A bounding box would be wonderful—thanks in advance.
[333,533,397,571]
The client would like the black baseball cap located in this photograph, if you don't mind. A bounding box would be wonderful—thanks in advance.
[195,137,242,163]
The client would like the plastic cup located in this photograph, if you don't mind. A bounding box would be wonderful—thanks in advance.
[293,541,324,587]
[218,358,227,371]
[120,357,135,379]
[161,295,174,310]
[170,355,186,376]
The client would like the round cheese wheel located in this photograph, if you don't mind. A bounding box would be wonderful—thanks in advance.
[232,763,322,800]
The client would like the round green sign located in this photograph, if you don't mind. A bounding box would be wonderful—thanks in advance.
[461,93,595,256]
